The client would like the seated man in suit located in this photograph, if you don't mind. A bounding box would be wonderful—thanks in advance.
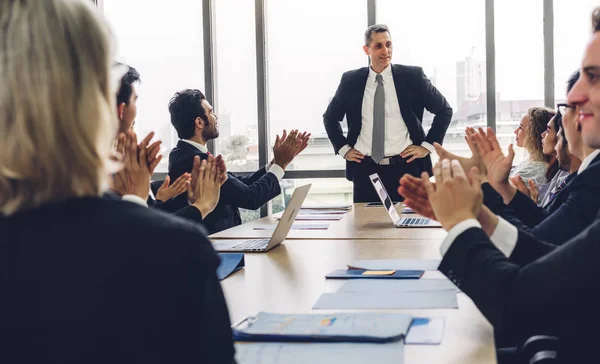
[167,89,309,234]
[402,12,600,361]
[111,65,226,223]
[408,70,599,245]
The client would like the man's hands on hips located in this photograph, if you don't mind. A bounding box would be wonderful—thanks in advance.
[344,148,365,163]
[400,145,430,163]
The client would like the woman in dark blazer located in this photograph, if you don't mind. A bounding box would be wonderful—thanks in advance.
[0,1,235,363]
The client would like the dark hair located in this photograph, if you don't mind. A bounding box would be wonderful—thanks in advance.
[364,24,390,46]
[526,107,555,163]
[116,63,140,106]
[567,69,580,94]
[593,7,600,32]
[168,89,208,139]
[545,112,563,181]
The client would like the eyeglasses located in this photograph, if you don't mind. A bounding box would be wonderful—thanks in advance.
[557,103,575,115]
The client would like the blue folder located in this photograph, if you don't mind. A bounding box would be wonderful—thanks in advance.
[325,268,423,279]
[217,253,245,280]
[232,312,413,343]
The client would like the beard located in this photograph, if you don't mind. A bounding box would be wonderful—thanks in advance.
[202,127,219,141]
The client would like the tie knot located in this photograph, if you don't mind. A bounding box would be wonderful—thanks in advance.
[375,74,383,84]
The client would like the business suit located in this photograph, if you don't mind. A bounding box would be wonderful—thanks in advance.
[438,214,600,363]
[324,64,452,202]
[169,140,281,234]
[481,153,600,245]
[0,197,235,364]
[148,197,204,224]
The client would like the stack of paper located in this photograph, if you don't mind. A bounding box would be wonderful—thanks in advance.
[253,223,330,231]
[313,278,458,310]
[235,341,405,364]
[301,203,352,211]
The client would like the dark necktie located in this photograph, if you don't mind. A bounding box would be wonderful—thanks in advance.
[547,179,568,204]
[371,74,385,163]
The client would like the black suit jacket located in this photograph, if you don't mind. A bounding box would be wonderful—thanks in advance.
[0,197,234,364]
[323,64,453,180]
[169,140,281,234]
[482,153,600,245]
[439,215,600,363]
[148,197,204,223]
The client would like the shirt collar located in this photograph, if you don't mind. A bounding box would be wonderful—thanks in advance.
[182,139,208,154]
[578,149,600,174]
[369,65,392,82]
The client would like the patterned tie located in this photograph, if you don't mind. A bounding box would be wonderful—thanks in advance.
[371,74,385,163]
[547,179,568,204]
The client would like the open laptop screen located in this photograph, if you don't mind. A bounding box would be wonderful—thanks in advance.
[369,173,401,223]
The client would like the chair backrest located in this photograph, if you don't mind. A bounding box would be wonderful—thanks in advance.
[521,335,560,364]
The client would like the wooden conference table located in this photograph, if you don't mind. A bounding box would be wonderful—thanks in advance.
[209,203,447,241]
[214,204,496,363]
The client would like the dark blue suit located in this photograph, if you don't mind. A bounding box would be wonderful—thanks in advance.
[0,197,235,364]
[482,153,600,245]
[439,213,600,363]
[168,140,281,234]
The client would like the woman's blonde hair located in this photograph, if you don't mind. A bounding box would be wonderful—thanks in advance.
[0,0,117,215]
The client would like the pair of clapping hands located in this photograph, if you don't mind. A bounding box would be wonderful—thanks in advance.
[398,127,518,231]
[111,131,227,217]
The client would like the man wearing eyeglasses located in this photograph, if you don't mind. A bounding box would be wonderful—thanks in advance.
[398,8,600,362]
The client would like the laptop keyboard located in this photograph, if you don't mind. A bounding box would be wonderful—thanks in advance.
[398,218,430,226]
[232,239,270,250]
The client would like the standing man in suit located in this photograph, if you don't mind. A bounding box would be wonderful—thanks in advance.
[323,24,453,202]
[168,89,309,234]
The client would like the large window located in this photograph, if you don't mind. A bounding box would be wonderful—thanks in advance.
[266,0,367,171]
[378,0,486,162]
[213,0,260,172]
[554,1,598,100]
[272,179,353,215]
[103,0,204,172]
[495,0,544,163]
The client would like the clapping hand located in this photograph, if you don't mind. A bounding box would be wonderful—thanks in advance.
[422,160,483,231]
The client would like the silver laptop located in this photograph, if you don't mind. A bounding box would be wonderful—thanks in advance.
[212,184,312,252]
[368,173,441,228]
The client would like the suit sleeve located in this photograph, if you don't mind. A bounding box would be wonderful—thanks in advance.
[416,68,453,145]
[506,189,550,227]
[230,168,267,186]
[183,235,236,363]
[323,72,350,154]
[219,173,281,210]
[173,205,204,224]
[438,223,598,344]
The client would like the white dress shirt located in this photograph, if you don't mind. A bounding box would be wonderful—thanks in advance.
[440,149,600,257]
[339,65,434,159]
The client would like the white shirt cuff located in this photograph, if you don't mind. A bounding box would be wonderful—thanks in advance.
[421,142,435,154]
[267,163,285,181]
[265,161,273,171]
[440,219,481,256]
[339,145,352,159]
[122,194,148,208]
[489,217,518,257]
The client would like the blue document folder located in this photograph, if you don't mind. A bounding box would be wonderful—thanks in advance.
[325,268,423,279]
[349,259,441,271]
[232,312,412,343]
[217,253,245,280]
